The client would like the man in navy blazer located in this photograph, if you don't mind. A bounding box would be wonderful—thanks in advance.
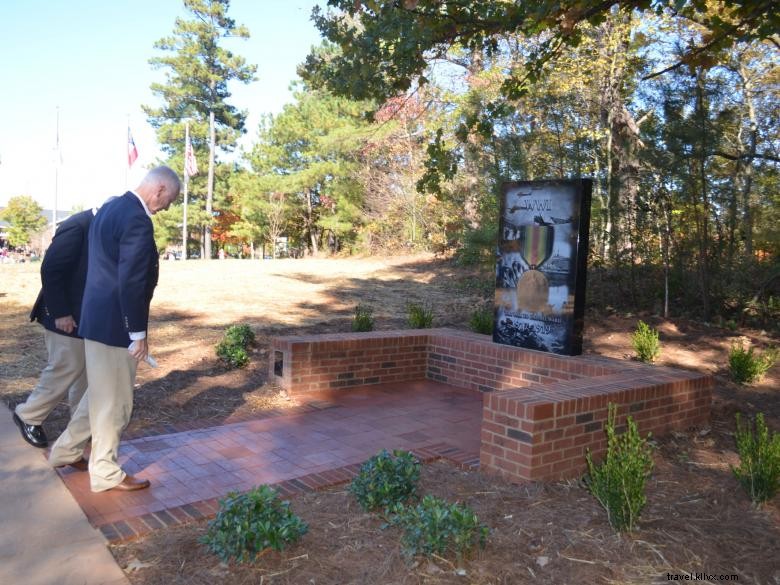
[13,208,95,450]
[49,166,180,492]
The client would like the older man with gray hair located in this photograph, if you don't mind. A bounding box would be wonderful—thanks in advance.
[49,166,180,492]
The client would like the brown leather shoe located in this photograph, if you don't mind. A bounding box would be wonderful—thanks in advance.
[109,474,150,492]
[55,458,88,471]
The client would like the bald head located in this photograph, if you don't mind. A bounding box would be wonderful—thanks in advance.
[136,166,181,214]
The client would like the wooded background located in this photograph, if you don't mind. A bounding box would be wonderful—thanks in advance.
[133,0,780,330]
[4,1,777,328]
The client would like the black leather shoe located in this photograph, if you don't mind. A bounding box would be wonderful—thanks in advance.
[12,412,48,448]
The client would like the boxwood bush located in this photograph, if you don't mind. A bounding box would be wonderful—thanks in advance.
[349,449,421,515]
[201,485,308,563]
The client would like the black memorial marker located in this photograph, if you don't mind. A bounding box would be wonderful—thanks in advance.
[493,179,592,356]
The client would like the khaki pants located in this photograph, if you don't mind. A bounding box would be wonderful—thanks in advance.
[15,329,87,425]
[49,339,137,492]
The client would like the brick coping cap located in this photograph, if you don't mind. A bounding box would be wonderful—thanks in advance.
[494,370,713,405]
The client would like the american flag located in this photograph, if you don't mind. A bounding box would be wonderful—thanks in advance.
[127,127,138,167]
[185,133,198,177]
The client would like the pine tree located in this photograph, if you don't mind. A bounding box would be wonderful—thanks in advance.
[144,0,256,258]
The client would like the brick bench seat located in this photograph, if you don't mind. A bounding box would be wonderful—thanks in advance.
[270,328,712,482]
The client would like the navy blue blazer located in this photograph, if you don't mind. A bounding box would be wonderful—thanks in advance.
[30,209,94,338]
[79,192,159,348]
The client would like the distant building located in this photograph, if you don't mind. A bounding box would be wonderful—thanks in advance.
[0,207,73,251]
[42,209,75,226]
[0,219,9,247]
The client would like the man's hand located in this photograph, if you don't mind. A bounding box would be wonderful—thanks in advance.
[128,338,149,362]
[54,315,77,334]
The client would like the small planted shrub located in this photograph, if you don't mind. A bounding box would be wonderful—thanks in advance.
[406,302,434,329]
[350,449,421,514]
[351,303,375,332]
[398,495,488,560]
[469,307,494,334]
[202,485,308,563]
[728,342,778,385]
[630,320,661,363]
[585,403,654,532]
[216,324,256,368]
[732,413,780,504]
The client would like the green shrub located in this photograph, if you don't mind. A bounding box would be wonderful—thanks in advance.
[398,495,488,560]
[216,344,249,368]
[630,320,661,363]
[201,485,308,563]
[351,303,375,332]
[585,403,654,532]
[216,324,255,368]
[406,302,434,329]
[469,306,494,334]
[732,413,780,504]
[225,324,255,347]
[728,342,778,385]
[350,449,421,514]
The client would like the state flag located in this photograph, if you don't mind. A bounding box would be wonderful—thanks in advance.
[128,127,138,167]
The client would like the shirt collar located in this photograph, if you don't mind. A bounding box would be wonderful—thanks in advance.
[130,190,152,218]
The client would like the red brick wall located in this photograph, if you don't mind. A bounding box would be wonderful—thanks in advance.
[479,367,713,482]
[426,330,618,391]
[271,329,622,395]
[271,331,428,393]
[270,328,712,482]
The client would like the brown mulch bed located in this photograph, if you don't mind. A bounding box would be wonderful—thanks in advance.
[2,255,779,584]
[111,440,779,584]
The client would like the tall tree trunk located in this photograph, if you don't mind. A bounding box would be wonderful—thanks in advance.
[305,188,319,255]
[656,187,673,318]
[205,108,216,260]
[694,69,711,319]
[593,145,608,261]
[462,47,486,229]
[738,61,758,259]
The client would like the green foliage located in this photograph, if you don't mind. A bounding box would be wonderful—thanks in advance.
[630,320,661,363]
[406,302,434,329]
[728,342,778,385]
[732,413,780,504]
[349,449,421,514]
[0,195,48,248]
[244,83,374,257]
[216,324,255,368]
[585,404,654,532]
[201,485,308,563]
[144,0,256,252]
[304,2,776,104]
[397,495,488,561]
[469,307,494,334]
[351,303,374,332]
[456,225,499,269]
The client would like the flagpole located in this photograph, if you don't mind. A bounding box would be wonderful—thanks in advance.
[125,115,129,187]
[182,121,189,261]
[53,106,59,239]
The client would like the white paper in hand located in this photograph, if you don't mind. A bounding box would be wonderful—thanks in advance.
[128,341,158,368]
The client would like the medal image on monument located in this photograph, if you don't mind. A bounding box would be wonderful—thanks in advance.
[493,179,592,356]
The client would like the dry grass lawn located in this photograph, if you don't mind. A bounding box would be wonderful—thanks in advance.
[1,254,778,584]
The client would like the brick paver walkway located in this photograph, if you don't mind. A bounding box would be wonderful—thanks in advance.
[54,380,482,542]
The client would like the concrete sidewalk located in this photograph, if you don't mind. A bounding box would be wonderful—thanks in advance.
[0,407,129,585]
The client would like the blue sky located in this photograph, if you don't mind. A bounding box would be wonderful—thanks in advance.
[0,0,324,211]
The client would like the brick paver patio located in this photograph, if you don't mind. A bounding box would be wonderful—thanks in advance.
[53,380,482,542]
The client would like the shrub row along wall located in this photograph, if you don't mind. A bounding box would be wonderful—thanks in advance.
[270,328,712,482]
